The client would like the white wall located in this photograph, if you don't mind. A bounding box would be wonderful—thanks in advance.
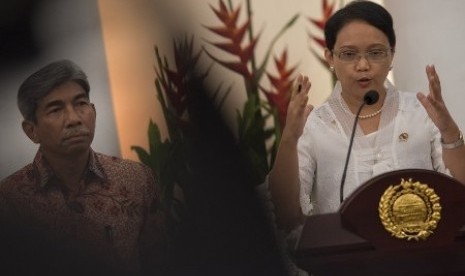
[385,0,465,131]
[0,0,119,179]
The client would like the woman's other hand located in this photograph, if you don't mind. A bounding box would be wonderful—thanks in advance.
[282,74,314,143]
[417,64,460,141]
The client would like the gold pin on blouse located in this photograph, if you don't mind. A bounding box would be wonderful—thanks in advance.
[399,132,409,142]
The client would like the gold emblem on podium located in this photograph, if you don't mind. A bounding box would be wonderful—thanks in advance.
[378,178,441,241]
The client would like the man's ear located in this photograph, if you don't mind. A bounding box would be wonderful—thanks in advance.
[90,103,97,120]
[22,120,39,144]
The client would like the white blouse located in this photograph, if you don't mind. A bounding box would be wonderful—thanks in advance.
[298,81,447,215]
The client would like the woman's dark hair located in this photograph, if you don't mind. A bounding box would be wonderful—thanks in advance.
[17,59,90,122]
[324,0,396,51]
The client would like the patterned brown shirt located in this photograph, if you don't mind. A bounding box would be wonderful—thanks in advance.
[0,149,164,274]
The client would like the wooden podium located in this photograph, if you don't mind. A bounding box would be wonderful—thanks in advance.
[295,169,465,276]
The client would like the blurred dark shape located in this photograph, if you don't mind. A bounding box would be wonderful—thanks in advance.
[0,0,42,67]
[136,41,288,274]
[133,29,288,273]
[162,69,287,276]
[0,222,122,276]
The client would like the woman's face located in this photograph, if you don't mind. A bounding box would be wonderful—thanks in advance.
[325,20,394,100]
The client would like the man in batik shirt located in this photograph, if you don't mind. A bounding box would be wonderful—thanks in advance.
[0,60,165,275]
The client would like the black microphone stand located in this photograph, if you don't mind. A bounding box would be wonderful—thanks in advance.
[339,103,365,203]
[339,91,379,203]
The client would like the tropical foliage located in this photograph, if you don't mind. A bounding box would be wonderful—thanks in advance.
[308,0,339,85]
[203,0,299,184]
[132,0,337,236]
[131,37,206,240]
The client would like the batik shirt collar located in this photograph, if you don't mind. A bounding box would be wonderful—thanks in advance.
[33,148,108,189]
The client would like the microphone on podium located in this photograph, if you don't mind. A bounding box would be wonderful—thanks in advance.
[339,90,379,203]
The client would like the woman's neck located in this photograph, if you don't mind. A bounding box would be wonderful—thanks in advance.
[341,89,387,115]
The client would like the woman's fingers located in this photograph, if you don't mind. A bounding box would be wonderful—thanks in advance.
[291,74,311,109]
[285,74,313,135]
[418,64,457,133]
[426,64,443,102]
[292,74,310,97]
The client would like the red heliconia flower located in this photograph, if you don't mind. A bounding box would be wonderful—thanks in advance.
[310,0,336,30]
[159,36,202,122]
[308,0,337,71]
[308,0,336,48]
[261,49,297,128]
[308,0,334,48]
[204,0,258,81]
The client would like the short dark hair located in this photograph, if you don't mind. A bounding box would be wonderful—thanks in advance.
[324,0,396,51]
[17,59,90,122]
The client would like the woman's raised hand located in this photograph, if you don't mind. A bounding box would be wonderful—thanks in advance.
[282,74,313,142]
[417,65,460,141]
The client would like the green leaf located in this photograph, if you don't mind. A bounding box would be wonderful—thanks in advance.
[148,119,162,152]
[131,146,154,170]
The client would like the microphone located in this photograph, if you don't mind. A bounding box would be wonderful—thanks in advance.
[339,90,379,203]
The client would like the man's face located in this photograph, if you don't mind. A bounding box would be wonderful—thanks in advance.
[24,81,96,157]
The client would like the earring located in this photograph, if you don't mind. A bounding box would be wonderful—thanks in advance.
[329,66,334,72]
